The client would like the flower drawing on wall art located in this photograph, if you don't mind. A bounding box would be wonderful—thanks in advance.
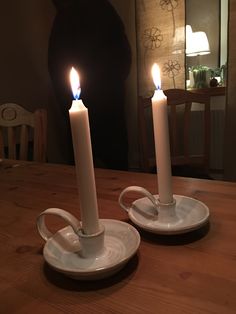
[142,26,163,79]
[143,27,163,50]
[162,60,181,88]
[159,0,178,37]
[136,0,185,93]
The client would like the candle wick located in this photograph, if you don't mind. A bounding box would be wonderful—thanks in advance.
[74,88,81,100]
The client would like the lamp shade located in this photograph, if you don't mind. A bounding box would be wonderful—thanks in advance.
[186,31,210,57]
[186,25,193,41]
[186,25,193,55]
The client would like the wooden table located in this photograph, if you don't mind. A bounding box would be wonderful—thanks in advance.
[1,160,236,314]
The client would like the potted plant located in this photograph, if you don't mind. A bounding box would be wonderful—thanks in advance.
[191,65,210,88]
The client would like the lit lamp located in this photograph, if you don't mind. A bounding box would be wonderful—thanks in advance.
[186,25,211,88]
[186,31,210,57]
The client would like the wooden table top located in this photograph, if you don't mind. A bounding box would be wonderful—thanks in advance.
[1,159,236,314]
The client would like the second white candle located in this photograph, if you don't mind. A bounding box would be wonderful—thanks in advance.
[151,64,173,204]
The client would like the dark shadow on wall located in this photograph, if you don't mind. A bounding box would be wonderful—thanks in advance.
[48,0,132,170]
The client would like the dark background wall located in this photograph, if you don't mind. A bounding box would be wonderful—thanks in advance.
[224,0,236,181]
[0,0,138,167]
[0,0,62,162]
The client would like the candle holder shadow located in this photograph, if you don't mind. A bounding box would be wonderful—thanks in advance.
[36,208,140,281]
[119,186,210,236]
[137,222,210,246]
[43,254,139,291]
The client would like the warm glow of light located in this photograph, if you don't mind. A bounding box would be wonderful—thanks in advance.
[151,63,161,90]
[186,31,210,56]
[70,67,81,99]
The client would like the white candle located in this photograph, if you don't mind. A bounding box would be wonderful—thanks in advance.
[151,64,173,204]
[69,67,100,235]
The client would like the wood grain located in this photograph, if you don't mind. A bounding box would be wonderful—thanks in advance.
[0,160,236,313]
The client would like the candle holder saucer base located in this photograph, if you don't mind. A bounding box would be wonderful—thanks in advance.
[42,219,140,280]
[127,194,209,235]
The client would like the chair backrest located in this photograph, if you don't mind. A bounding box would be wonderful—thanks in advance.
[0,103,47,162]
[138,89,211,173]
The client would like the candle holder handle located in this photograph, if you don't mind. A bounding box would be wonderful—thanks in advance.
[36,208,104,258]
[119,186,159,215]
[37,208,81,241]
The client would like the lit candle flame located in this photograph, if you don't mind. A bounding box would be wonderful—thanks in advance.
[70,67,81,100]
[151,63,161,90]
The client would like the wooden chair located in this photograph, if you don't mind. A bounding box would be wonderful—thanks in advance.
[0,103,47,162]
[138,89,211,178]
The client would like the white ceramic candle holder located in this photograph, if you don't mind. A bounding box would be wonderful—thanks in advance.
[36,208,140,280]
[119,186,210,235]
